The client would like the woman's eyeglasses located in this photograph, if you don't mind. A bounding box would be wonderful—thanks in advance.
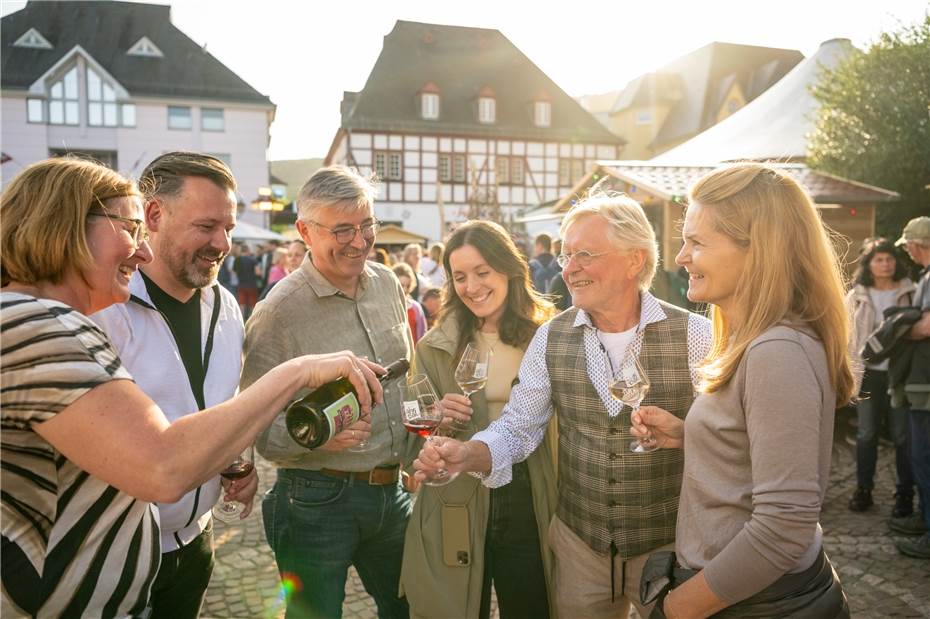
[87,211,149,247]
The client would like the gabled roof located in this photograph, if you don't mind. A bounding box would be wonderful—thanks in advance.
[652,39,855,164]
[1,1,272,105]
[341,20,621,144]
[554,162,899,212]
[611,72,682,112]
[575,90,623,116]
[610,42,802,149]
[269,158,325,200]
[375,224,429,246]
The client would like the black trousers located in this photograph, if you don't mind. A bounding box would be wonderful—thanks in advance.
[149,523,215,619]
[479,460,551,619]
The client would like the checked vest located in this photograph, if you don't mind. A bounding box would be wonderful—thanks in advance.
[546,302,694,558]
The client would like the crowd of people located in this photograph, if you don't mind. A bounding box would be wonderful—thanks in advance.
[1,153,928,619]
[217,237,308,319]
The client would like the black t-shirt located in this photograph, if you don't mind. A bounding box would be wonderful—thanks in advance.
[140,270,206,408]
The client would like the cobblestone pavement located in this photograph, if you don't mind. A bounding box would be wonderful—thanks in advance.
[205,412,930,618]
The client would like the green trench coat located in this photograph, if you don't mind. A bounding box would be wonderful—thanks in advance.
[399,318,559,619]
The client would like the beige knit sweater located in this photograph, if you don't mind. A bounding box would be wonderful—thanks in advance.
[675,324,836,604]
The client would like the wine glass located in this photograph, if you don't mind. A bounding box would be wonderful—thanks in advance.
[213,445,255,523]
[608,352,656,454]
[401,374,458,486]
[348,358,382,453]
[452,342,489,432]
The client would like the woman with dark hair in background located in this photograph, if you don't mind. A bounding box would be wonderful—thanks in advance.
[420,287,443,329]
[846,238,916,516]
[400,220,558,619]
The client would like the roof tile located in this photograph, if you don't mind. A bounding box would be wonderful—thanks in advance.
[1,1,271,105]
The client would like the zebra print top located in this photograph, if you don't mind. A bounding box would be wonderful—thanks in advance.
[1,292,160,618]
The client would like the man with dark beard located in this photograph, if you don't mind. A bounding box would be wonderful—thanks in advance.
[92,152,248,618]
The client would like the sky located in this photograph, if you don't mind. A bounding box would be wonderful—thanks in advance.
[2,0,927,160]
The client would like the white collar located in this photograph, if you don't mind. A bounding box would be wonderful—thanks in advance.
[572,291,668,333]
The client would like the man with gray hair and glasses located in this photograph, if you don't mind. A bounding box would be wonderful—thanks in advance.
[241,165,416,618]
[414,192,712,618]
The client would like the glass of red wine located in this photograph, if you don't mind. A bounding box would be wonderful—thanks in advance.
[400,374,458,486]
[213,445,255,523]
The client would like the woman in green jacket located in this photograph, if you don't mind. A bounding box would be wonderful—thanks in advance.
[400,220,558,619]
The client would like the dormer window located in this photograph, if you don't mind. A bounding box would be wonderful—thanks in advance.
[534,101,551,127]
[478,97,495,124]
[477,87,496,124]
[422,93,439,119]
[127,36,164,58]
[420,82,441,120]
[14,28,52,49]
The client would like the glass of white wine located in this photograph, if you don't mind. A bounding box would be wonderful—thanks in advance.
[608,352,656,454]
[452,342,489,432]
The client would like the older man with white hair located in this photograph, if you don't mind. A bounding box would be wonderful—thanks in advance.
[414,192,712,618]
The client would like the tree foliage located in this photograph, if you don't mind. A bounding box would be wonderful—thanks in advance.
[808,14,930,237]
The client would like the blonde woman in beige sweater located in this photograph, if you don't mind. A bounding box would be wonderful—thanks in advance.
[633,164,855,618]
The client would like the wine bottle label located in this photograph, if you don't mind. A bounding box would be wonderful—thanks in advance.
[322,391,361,438]
[402,400,420,418]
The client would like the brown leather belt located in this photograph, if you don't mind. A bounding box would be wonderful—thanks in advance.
[319,464,400,486]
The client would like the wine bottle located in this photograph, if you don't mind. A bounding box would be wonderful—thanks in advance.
[285,358,410,449]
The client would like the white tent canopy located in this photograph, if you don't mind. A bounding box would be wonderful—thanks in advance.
[231,221,286,242]
[653,39,854,165]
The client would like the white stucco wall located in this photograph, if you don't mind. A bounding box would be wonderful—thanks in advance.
[1,91,271,227]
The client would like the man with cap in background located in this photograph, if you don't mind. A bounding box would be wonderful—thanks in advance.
[891,216,930,559]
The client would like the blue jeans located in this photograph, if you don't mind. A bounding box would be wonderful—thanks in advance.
[856,370,913,494]
[480,460,550,619]
[262,469,412,619]
[910,409,930,529]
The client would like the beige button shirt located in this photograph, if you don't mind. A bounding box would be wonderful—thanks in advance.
[242,257,416,470]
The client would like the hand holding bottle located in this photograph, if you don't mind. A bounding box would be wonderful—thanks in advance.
[318,417,372,452]
[296,351,386,415]
[285,357,410,450]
